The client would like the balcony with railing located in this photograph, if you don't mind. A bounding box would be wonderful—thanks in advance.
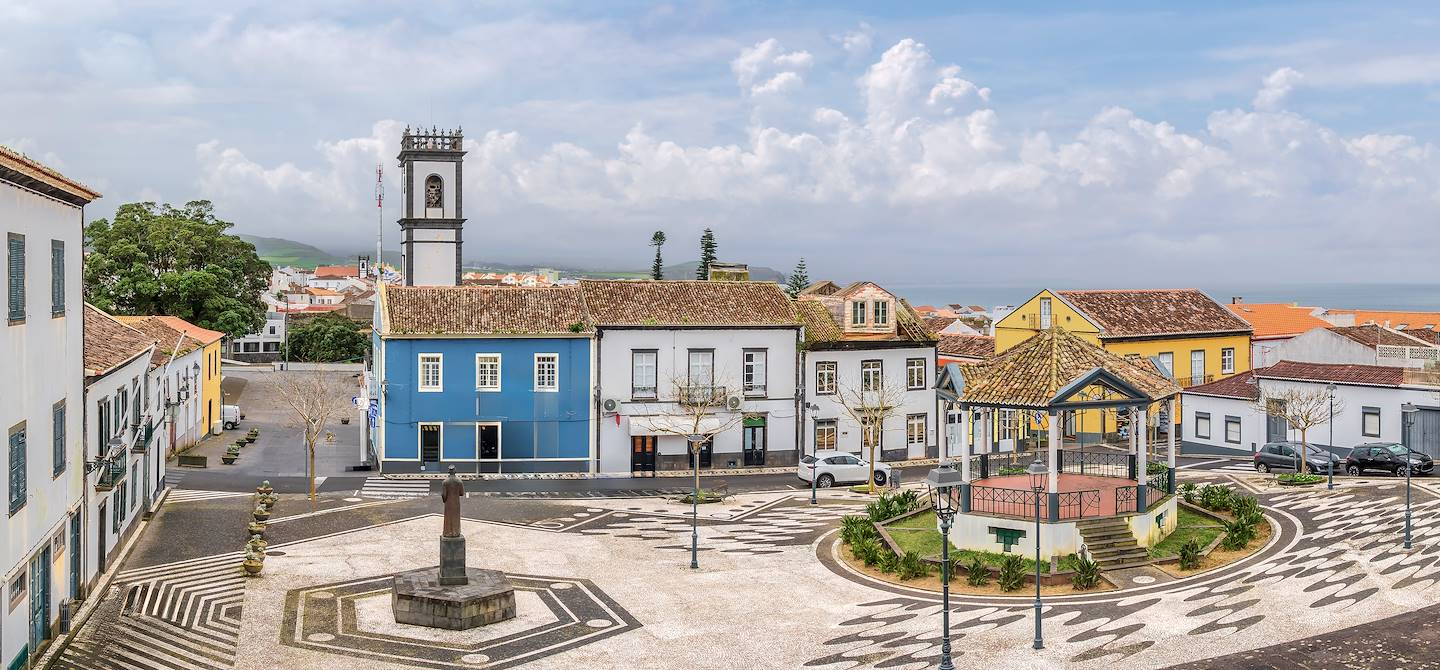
[678,385,727,406]
[93,449,128,492]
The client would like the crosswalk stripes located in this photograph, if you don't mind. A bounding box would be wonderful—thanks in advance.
[359,477,432,499]
[164,489,253,505]
[56,553,244,670]
[163,471,186,488]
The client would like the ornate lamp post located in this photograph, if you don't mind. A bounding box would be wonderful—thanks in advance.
[687,433,706,569]
[808,402,821,505]
[1402,404,1418,550]
[1026,458,1047,650]
[1326,383,1336,490]
[926,463,964,670]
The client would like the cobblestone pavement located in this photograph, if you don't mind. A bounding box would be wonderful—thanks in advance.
[55,472,1440,669]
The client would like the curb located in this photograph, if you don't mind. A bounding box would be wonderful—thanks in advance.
[371,457,949,481]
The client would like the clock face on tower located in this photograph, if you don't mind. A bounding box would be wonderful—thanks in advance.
[425,175,443,209]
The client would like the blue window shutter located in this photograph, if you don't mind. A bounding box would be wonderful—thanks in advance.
[53,404,66,477]
[51,240,64,315]
[6,234,24,322]
[8,426,25,515]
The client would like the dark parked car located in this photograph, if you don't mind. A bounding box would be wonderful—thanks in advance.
[1254,441,1342,474]
[1344,443,1434,477]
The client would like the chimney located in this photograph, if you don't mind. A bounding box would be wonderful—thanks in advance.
[1231,296,1243,304]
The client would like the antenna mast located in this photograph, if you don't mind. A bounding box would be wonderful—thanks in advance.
[375,163,384,280]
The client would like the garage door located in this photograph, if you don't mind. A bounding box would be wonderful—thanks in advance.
[1407,408,1440,459]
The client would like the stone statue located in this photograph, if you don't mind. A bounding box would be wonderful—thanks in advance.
[442,466,463,538]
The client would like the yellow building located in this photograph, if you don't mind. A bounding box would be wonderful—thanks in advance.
[993,289,1252,440]
[119,316,225,433]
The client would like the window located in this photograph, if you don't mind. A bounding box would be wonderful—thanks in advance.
[1189,350,1206,385]
[873,300,889,327]
[1157,352,1174,375]
[267,325,276,335]
[1194,412,1211,440]
[631,350,657,398]
[743,350,767,396]
[850,301,866,326]
[814,419,837,450]
[861,417,881,449]
[1221,347,1235,374]
[8,573,24,611]
[906,414,926,446]
[815,361,836,395]
[262,342,281,353]
[131,378,141,426]
[861,360,883,391]
[233,341,243,353]
[424,174,444,212]
[53,401,65,477]
[418,354,443,391]
[51,239,64,316]
[242,341,260,353]
[8,423,25,515]
[7,233,24,323]
[1362,407,1381,438]
[476,423,500,460]
[475,354,502,391]
[906,358,926,390]
[1039,297,1052,329]
[534,353,558,391]
[96,397,110,457]
[687,350,714,387]
[1224,416,1241,444]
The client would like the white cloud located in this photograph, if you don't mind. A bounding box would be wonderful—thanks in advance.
[832,22,874,59]
[1253,66,1304,110]
[732,38,812,96]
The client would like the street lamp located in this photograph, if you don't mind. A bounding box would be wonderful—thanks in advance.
[808,402,822,506]
[925,463,964,670]
[686,433,706,569]
[1026,458,1047,650]
[1326,383,1336,490]
[1402,404,1418,550]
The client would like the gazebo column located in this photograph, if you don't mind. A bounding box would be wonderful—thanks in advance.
[1165,398,1177,493]
[1136,406,1149,511]
[1047,409,1060,521]
[960,407,973,512]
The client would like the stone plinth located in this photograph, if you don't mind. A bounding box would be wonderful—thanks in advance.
[439,535,467,585]
[392,568,516,630]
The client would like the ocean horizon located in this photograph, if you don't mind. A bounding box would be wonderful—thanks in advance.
[885,282,1439,314]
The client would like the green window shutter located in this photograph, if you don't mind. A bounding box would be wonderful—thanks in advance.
[6,234,24,322]
[53,403,66,477]
[51,240,64,315]
[8,426,25,515]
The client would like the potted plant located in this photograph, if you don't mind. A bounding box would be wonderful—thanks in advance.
[235,439,248,450]
[256,480,274,496]
[242,549,265,576]
[257,492,278,511]
[246,428,259,443]
[247,533,268,553]
[253,505,271,523]
[248,521,266,537]
[222,447,240,465]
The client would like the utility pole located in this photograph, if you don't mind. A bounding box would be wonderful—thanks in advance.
[375,164,384,281]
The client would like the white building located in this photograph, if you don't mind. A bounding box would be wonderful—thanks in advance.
[796,282,939,462]
[229,311,287,363]
[114,316,212,453]
[588,280,802,474]
[1269,324,1439,370]
[1,147,97,668]
[80,306,158,591]
[397,127,464,287]
[1182,361,1440,456]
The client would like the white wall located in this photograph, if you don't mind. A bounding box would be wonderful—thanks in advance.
[409,228,458,287]
[597,328,799,474]
[802,346,937,461]
[1184,379,1440,453]
[0,179,86,666]
[1181,392,1262,453]
[409,159,458,219]
[82,349,154,587]
[1272,328,1425,368]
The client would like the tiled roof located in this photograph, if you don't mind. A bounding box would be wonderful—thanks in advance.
[1185,370,1258,400]
[313,265,360,278]
[580,280,798,327]
[1257,361,1406,387]
[1226,303,1331,339]
[796,295,935,347]
[956,327,1180,408]
[0,144,101,205]
[1329,324,1436,349]
[923,315,959,333]
[84,305,155,377]
[112,316,205,367]
[1327,310,1440,331]
[383,285,591,336]
[798,280,842,297]
[1055,289,1251,338]
[306,287,341,296]
[114,315,224,345]
[938,334,994,360]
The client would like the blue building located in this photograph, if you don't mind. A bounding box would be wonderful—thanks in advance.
[372,285,594,473]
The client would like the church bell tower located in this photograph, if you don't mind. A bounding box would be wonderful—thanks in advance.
[397,126,465,286]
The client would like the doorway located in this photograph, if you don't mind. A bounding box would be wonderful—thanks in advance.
[691,438,713,469]
[69,513,81,600]
[477,423,500,460]
[1265,400,1288,442]
[420,424,442,465]
[96,500,108,577]
[29,547,51,653]
[630,436,656,476]
[742,418,766,466]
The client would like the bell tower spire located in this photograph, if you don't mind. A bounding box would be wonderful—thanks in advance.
[397,125,465,286]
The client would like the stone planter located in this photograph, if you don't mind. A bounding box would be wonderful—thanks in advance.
[256,481,274,496]
[222,455,238,465]
[253,507,271,523]
[248,521,266,537]
[247,534,268,553]
[243,552,265,576]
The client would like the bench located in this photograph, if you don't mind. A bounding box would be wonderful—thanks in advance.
[178,455,208,468]
[709,481,730,501]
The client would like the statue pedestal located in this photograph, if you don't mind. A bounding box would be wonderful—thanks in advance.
[391,567,516,630]
[439,535,467,585]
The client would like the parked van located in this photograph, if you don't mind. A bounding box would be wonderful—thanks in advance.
[222,404,244,430]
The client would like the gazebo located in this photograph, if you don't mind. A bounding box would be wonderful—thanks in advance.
[934,327,1183,562]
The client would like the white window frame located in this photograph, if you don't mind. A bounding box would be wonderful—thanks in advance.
[475,354,502,391]
[1190,350,1206,385]
[906,414,926,446]
[743,349,767,397]
[1039,297,1052,329]
[631,350,658,399]
[1194,412,1211,440]
[814,419,837,450]
[861,416,882,449]
[906,358,926,390]
[861,360,883,392]
[418,353,443,392]
[534,353,559,392]
[474,421,502,461]
[1221,347,1235,374]
[872,300,889,327]
[815,361,836,395]
[850,301,866,326]
[1157,352,1174,376]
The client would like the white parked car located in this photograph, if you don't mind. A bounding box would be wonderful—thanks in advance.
[799,450,893,488]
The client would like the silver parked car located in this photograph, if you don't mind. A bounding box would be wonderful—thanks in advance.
[798,450,893,488]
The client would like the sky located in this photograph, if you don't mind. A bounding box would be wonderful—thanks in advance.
[3,1,1440,286]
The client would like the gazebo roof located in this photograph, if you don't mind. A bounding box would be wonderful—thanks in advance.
[937,327,1180,409]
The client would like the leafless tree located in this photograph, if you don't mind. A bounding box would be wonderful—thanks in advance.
[274,371,356,503]
[1255,387,1345,474]
[630,374,745,499]
[833,374,908,494]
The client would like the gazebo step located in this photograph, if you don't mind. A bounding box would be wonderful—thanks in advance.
[1079,527,1133,539]
[1090,547,1148,560]
[1098,559,1154,571]
[1086,538,1139,551]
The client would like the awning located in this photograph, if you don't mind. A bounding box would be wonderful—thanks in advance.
[629,415,724,436]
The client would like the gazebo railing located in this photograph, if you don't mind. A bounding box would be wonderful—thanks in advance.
[1057,489,1102,519]
[970,485,1101,520]
[1115,485,1139,514]
[1057,450,1130,479]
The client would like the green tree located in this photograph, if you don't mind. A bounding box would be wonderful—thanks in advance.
[286,313,371,362]
[696,228,717,279]
[650,230,666,280]
[786,258,809,298]
[84,201,270,337]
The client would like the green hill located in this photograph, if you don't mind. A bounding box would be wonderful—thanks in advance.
[240,235,347,267]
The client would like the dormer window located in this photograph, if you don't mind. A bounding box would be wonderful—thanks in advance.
[873,300,889,327]
[850,301,866,326]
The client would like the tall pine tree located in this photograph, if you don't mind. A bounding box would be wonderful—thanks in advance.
[649,231,666,280]
[785,258,810,297]
[696,228,717,279]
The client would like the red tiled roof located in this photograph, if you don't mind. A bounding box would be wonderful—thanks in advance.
[1184,370,1258,400]
[581,280,798,327]
[1258,361,1406,387]
[1226,303,1331,339]
[1328,324,1435,349]
[796,295,934,347]
[0,144,101,205]
[1055,289,1252,338]
[937,334,994,360]
[313,265,360,278]
[1327,310,1440,331]
[383,285,590,336]
[84,305,155,377]
[112,316,206,367]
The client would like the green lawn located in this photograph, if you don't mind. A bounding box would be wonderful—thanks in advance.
[1149,506,1225,558]
[881,511,1079,573]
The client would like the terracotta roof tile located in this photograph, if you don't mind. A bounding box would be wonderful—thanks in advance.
[313,265,359,278]
[1185,370,1258,400]
[956,327,1180,408]
[1225,303,1331,339]
[84,305,155,377]
[1327,310,1440,331]
[938,334,994,360]
[580,280,798,327]
[1328,324,1436,348]
[796,294,935,347]
[1257,361,1406,387]
[1055,289,1251,338]
[0,144,101,204]
[112,316,206,367]
[383,285,590,336]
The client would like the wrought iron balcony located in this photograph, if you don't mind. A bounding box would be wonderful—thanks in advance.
[131,420,154,454]
[678,385,726,406]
